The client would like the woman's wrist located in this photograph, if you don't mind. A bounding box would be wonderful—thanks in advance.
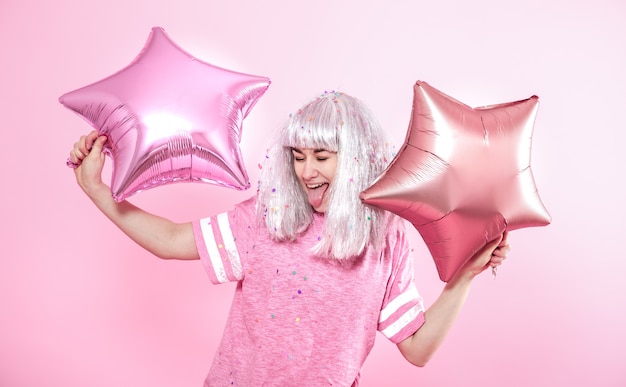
[80,180,111,202]
[445,269,476,290]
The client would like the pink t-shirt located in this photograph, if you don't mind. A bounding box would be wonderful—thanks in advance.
[193,197,425,386]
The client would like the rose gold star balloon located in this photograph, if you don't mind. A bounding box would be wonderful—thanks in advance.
[60,26,270,201]
[361,81,551,282]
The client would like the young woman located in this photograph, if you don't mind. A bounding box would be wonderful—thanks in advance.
[69,91,508,386]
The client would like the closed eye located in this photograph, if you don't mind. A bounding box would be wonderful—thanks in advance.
[314,150,333,161]
[291,148,304,161]
[290,147,335,162]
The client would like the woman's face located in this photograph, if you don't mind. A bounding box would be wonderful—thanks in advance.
[291,147,338,212]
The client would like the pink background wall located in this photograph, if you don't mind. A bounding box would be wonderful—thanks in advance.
[1,0,624,386]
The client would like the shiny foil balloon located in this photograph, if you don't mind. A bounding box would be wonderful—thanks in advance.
[361,81,551,282]
[60,26,270,202]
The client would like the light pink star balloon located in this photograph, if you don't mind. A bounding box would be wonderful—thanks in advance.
[60,26,270,201]
[360,81,551,282]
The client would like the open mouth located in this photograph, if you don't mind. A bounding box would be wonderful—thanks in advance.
[306,183,329,209]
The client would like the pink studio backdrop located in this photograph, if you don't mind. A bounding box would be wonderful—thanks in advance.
[1,1,624,386]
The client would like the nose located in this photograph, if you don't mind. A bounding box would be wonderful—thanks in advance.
[301,159,319,180]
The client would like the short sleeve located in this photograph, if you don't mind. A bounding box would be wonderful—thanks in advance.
[377,224,426,344]
[192,197,257,284]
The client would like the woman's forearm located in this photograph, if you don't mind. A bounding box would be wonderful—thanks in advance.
[397,273,473,366]
[86,184,198,260]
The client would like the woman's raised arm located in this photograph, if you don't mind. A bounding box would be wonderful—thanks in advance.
[69,131,199,260]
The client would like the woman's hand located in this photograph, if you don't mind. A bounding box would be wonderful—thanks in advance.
[489,231,510,275]
[69,130,108,196]
[453,231,510,282]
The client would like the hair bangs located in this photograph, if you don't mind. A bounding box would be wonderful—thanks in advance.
[282,95,341,152]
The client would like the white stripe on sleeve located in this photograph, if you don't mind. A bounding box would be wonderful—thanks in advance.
[380,304,423,339]
[217,212,242,280]
[199,218,228,283]
[379,285,420,324]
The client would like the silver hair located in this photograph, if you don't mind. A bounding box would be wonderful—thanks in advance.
[256,91,393,260]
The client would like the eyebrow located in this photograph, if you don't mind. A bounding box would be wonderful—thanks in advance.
[290,147,329,154]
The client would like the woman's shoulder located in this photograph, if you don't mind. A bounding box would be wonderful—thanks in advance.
[382,211,408,235]
[366,211,410,257]
[238,195,258,210]
[227,195,260,223]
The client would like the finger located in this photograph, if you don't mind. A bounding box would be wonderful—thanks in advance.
[85,130,100,150]
[489,261,504,270]
[493,243,511,257]
[489,256,505,266]
[68,148,87,169]
[491,247,506,258]
[66,158,80,169]
[67,151,83,169]
[499,231,509,247]
[69,150,78,164]
[484,234,504,253]
[86,135,107,158]
[75,131,100,155]
[74,137,88,157]
[69,146,85,164]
